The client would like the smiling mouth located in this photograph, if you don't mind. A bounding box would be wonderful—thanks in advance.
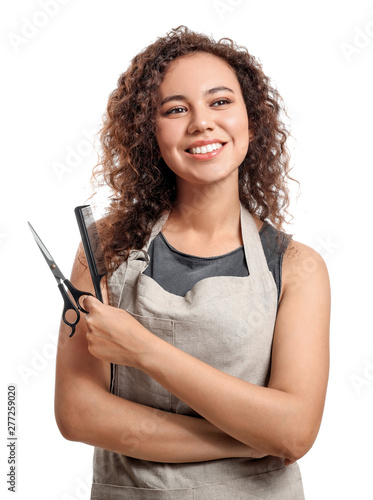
[185,142,226,154]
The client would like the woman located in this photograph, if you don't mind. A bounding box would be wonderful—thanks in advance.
[55,26,330,499]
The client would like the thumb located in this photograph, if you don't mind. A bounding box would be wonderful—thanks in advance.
[81,294,100,312]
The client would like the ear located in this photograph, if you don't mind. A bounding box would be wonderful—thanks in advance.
[248,127,255,141]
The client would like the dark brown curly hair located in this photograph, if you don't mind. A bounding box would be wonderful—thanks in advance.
[91,25,298,275]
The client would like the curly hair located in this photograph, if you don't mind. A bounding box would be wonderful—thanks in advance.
[91,25,298,275]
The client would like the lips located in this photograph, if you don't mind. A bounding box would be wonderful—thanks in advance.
[184,141,227,161]
[185,139,226,153]
[188,143,223,154]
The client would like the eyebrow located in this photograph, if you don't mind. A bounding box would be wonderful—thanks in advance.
[160,86,235,106]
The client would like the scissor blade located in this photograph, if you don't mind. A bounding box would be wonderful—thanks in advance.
[27,222,66,281]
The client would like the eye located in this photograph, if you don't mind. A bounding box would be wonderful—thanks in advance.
[211,98,232,107]
[165,106,187,115]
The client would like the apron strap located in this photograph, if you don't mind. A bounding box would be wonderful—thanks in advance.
[240,203,274,290]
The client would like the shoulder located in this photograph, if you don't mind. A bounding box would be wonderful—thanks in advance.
[70,241,109,303]
[281,239,330,300]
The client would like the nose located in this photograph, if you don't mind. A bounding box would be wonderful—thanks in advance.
[187,105,215,134]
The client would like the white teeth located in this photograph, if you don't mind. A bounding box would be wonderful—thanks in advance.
[189,142,223,154]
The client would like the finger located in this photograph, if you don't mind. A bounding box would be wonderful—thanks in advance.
[82,294,101,312]
[81,295,90,312]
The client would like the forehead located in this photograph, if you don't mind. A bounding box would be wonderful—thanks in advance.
[159,52,240,95]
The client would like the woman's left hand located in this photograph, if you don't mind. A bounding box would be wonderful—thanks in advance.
[82,295,152,367]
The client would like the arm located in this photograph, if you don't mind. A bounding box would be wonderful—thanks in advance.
[84,240,330,463]
[54,244,266,463]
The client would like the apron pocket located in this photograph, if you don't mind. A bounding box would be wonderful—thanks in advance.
[91,482,193,499]
[91,462,304,499]
[193,463,305,499]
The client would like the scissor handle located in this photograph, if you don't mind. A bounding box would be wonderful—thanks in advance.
[63,280,94,314]
[58,283,80,337]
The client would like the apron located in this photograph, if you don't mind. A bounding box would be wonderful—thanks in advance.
[90,202,305,499]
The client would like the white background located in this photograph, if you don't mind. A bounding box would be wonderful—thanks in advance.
[1,0,373,498]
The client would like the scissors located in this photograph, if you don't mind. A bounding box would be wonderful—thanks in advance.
[28,222,94,337]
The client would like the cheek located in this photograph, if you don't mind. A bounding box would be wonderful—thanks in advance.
[226,111,250,160]
[156,124,179,157]
[230,111,249,139]
[224,107,249,138]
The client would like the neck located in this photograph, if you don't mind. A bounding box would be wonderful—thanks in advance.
[169,176,241,237]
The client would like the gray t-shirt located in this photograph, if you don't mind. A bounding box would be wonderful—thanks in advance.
[143,221,292,309]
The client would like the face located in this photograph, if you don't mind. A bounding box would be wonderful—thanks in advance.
[155,52,251,188]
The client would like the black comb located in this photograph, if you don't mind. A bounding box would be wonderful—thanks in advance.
[74,205,107,302]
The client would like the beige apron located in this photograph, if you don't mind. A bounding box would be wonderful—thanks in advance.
[91,203,305,499]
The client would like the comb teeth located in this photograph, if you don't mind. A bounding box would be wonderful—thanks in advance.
[80,206,107,276]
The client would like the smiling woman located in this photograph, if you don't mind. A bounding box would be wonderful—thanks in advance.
[156,52,250,187]
[54,26,330,499]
